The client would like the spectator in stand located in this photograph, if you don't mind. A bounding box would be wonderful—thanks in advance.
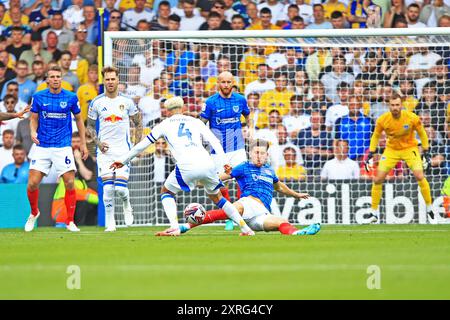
[369,82,394,119]
[321,139,360,180]
[276,146,307,181]
[1,60,36,103]
[184,76,205,117]
[77,64,98,122]
[330,10,348,29]
[82,5,98,45]
[0,81,27,113]
[0,94,21,133]
[432,59,450,103]
[325,82,351,136]
[276,124,304,166]
[323,0,347,20]
[348,0,382,28]
[42,12,74,50]
[197,0,217,18]
[44,31,62,62]
[305,80,333,112]
[244,63,275,98]
[438,13,450,27]
[281,4,300,29]
[122,0,153,31]
[19,32,52,67]
[406,3,427,28]
[136,19,151,31]
[415,81,447,138]
[420,0,450,27]
[106,10,123,31]
[335,96,373,161]
[231,13,246,30]
[305,48,332,81]
[168,14,181,31]
[292,68,309,96]
[28,0,59,33]
[283,0,313,25]
[146,137,175,183]
[166,41,196,82]
[423,117,447,175]
[63,0,85,31]
[306,4,333,29]
[246,1,260,26]
[59,50,80,91]
[260,72,295,117]
[283,94,311,139]
[2,6,32,45]
[199,1,232,30]
[180,0,206,31]
[239,46,266,88]
[247,7,281,30]
[296,110,333,172]
[320,55,355,104]
[0,129,14,173]
[383,0,407,28]
[150,0,171,31]
[67,41,89,85]
[254,109,282,169]
[199,11,222,30]
[14,117,32,155]
[246,91,268,130]
[5,27,31,61]
[198,45,217,82]
[75,23,97,65]
[139,77,168,127]
[0,60,9,94]
[407,46,441,98]
[393,15,408,27]
[257,0,285,26]
[0,144,29,184]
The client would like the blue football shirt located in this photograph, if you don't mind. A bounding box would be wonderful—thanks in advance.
[200,92,250,153]
[230,161,279,211]
[30,89,80,148]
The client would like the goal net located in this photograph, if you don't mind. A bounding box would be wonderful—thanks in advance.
[104,29,450,226]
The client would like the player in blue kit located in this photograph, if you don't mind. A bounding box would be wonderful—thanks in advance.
[174,140,321,236]
[24,66,88,232]
[201,71,252,231]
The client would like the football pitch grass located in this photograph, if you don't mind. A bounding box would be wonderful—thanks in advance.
[0,224,449,300]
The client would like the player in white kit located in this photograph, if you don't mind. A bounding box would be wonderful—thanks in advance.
[110,96,255,236]
[87,66,143,231]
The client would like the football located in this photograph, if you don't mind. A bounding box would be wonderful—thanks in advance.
[183,203,206,225]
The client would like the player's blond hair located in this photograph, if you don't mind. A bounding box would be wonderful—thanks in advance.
[164,96,184,110]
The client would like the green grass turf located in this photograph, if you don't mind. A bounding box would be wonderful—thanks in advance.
[0,224,449,299]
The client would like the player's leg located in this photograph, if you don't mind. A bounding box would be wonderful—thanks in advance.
[24,169,46,232]
[261,216,321,236]
[102,177,116,232]
[369,150,398,223]
[61,170,79,232]
[404,147,435,221]
[114,174,133,226]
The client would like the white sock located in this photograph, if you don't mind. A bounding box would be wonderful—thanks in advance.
[161,194,179,229]
[222,201,252,233]
[426,205,433,212]
[103,184,115,228]
[115,185,130,207]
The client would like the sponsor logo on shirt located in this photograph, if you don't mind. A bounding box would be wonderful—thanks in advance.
[215,117,240,125]
[104,114,123,123]
[252,174,273,184]
[42,111,67,119]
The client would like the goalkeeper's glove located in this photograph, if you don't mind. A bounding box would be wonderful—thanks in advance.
[365,152,374,172]
[422,150,432,173]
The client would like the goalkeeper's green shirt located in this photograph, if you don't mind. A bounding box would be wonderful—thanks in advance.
[442,176,450,196]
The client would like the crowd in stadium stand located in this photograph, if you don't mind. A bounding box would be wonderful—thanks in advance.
[0,0,449,187]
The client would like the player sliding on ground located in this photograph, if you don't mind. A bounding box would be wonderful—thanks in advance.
[161,139,321,236]
[365,92,436,223]
[110,96,256,236]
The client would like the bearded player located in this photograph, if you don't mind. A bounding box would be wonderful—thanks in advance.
[365,93,436,223]
[87,66,143,232]
[171,139,321,236]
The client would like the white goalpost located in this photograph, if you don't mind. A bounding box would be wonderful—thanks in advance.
[104,28,450,226]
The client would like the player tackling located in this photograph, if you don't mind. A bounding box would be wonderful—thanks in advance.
[365,93,435,223]
[87,66,143,232]
[110,96,256,236]
[25,65,88,232]
[172,139,321,236]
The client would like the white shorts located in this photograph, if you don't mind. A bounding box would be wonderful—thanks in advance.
[212,148,247,173]
[97,153,130,179]
[237,196,271,232]
[164,163,224,195]
[29,146,76,177]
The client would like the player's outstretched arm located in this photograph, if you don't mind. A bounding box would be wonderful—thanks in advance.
[0,105,30,121]
[110,135,153,170]
[74,113,88,160]
[274,181,310,200]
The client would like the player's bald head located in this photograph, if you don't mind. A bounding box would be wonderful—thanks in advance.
[218,71,233,81]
